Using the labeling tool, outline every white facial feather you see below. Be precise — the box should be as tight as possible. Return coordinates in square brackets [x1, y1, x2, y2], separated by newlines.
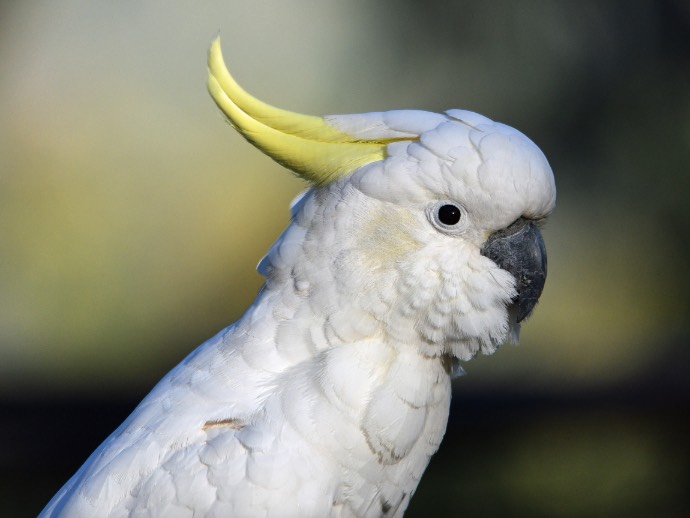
[260, 109, 554, 361]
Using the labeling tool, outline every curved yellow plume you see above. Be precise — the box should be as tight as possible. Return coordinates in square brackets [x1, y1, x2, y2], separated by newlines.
[207, 36, 387, 185]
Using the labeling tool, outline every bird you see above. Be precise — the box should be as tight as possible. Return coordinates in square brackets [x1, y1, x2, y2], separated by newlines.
[40, 36, 556, 517]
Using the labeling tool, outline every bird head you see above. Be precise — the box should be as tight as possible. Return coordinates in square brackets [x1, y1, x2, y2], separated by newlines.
[208, 37, 556, 362]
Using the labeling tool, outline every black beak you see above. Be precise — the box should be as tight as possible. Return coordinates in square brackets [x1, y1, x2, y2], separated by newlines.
[480, 218, 547, 323]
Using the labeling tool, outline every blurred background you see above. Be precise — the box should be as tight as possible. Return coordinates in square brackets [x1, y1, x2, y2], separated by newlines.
[1, 1, 688, 516]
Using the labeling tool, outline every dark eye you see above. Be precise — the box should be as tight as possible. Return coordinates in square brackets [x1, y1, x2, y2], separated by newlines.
[437, 204, 461, 225]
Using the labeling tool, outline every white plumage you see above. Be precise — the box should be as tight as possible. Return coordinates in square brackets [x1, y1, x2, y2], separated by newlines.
[41, 38, 555, 517]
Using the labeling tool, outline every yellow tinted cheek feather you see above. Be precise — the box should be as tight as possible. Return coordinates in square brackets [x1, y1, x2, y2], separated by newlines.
[356, 211, 422, 269]
[207, 36, 387, 185]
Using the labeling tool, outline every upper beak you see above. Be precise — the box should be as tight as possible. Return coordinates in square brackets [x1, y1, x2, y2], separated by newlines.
[480, 218, 547, 323]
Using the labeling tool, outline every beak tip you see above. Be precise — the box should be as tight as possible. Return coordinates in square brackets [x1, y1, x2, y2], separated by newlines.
[516, 297, 538, 323]
[516, 268, 547, 323]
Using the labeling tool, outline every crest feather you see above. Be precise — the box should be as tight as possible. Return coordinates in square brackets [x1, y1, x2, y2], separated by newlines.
[207, 36, 389, 185]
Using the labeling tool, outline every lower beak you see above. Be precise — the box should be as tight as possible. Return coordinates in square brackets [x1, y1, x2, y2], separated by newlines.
[480, 218, 547, 323]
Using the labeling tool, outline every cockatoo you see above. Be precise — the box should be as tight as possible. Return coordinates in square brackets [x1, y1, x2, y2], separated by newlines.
[41, 37, 555, 517]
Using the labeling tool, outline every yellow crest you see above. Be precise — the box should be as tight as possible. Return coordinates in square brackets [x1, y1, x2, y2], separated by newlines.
[207, 36, 389, 185]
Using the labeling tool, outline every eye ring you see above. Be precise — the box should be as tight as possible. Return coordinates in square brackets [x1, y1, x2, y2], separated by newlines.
[427, 201, 468, 233]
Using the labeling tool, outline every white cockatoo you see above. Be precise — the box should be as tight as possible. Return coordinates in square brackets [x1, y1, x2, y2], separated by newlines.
[41, 37, 556, 517]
